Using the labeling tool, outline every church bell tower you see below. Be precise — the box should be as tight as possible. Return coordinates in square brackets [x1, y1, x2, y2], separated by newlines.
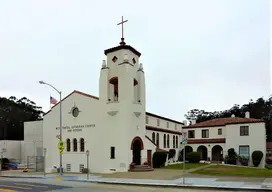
[98, 16, 146, 172]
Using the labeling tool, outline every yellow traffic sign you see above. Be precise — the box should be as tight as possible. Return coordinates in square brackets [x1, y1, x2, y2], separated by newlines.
[58, 140, 65, 149]
[59, 149, 64, 154]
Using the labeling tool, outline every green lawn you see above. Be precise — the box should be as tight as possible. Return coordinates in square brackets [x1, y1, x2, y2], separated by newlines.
[164, 163, 208, 170]
[192, 165, 272, 177]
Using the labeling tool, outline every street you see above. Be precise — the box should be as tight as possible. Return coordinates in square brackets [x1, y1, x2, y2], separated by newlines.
[0, 177, 255, 192]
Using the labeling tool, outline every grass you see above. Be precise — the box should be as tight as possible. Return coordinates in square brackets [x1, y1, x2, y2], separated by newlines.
[164, 163, 208, 170]
[192, 164, 272, 177]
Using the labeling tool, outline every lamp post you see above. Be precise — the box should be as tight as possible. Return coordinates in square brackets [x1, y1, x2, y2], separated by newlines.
[39, 80, 63, 176]
[86, 150, 90, 180]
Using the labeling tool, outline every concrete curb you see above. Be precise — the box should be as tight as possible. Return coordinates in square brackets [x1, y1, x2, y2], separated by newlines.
[0, 176, 44, 179]
[70, 180, 272, 191]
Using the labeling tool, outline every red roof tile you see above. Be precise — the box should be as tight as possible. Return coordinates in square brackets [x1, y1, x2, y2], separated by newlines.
[183, 117, 264, 129]
[188, 138, 225, 144]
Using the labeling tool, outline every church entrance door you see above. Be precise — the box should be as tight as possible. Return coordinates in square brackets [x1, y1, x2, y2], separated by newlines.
[132, 140, 141, 165]
[131, 137, 144, 166]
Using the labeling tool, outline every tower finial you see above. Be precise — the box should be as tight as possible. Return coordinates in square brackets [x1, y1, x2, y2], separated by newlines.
[117, 16, 128, 46]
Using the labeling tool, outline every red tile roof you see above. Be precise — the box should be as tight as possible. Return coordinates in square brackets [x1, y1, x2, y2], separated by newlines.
[183, 117, 264, 129]
[188, 138, 225, 144]
[44, 90, 184, 124]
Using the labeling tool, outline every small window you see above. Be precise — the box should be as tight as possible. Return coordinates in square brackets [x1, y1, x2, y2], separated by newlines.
[157, 119, 160, 126]
[175, 124, 177, 130]
[73, 138, 77, 152]
[239, 145, 249, 157]
[176, 136, 178, 148]
[152, 132, 155, 143]
[240, 126, 249, 136]
[218, 128, 222, 135]
[132, 58, 136, 64]
[110, 146, 115, 159]
[112, 56, 118, 63]
[66, 164, 71, 172]
[80, 138, 85, 152]
[163, 134, 166, 148]
[79, 164, 84, 172]
[66, 139, 71, 152]
[188, 130, 195, 138]
[167, 122, 169, 128]
[156, 133, 160, 147]
[202, 129, 209, 138]
[145, 116, 149, 124]
[173, 135, 175, 148]
[167, 134, 170, 148]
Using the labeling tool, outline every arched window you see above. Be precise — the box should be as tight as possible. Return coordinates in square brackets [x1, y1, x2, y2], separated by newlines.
[73, 138, 77, 152]
[66, 139, 71, 152]
[156, 133, 159, 147]
[176, 136, 178, 148]
[167, 134, 170, 148]
[163, 134, 166, 148]
[80, 138, 85, 152]
[152, 132, 155, 143]
[173, 135, 175, 148]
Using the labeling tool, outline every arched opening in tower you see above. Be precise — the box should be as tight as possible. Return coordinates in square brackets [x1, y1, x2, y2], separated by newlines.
[109, 77, 118, 101]
[134, 79, 140, 103]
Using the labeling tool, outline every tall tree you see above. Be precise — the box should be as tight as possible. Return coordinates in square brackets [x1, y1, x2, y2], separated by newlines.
[0, 96, 44, 140]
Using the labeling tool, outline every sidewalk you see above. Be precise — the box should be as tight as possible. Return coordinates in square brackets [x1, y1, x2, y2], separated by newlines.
[1, 170, 272, 191]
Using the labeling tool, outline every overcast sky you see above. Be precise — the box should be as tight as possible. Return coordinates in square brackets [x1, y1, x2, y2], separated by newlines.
[0, 0, 270, 121]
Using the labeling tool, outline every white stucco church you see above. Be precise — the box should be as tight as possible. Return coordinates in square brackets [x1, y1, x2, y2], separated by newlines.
[24, 32, 184, 173]
[19, 20, 267, 173]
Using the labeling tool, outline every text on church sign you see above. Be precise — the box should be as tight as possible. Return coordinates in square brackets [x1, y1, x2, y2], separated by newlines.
[56, 124, 95, 132]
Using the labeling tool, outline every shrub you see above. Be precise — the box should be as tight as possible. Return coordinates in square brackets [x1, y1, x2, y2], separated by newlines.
[225, 148, 237, 165]
[227, 148, 236, 158]
[252, 150, 264, 167]
[187, 152, 201, 163]
[168, 149, 176, 160]
[238, 156, 249, 166]
[152, 152, 168, 168]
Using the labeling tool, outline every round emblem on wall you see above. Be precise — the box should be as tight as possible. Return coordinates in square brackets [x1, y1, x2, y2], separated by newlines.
[72, 107, 79, 117]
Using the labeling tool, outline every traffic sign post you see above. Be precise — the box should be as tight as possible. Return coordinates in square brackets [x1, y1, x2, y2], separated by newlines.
[182, 135, 187, 184]
[58, 141, 65, 154]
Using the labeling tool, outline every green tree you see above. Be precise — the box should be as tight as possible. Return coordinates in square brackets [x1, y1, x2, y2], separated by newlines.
[0, 96, 44, 140]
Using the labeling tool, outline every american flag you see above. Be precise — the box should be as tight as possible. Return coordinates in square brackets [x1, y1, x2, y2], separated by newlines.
[50, 96, 58, 105]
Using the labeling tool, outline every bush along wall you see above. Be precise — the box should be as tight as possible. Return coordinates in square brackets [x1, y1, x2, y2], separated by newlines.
[225, 148, 237, 165]
[152, 152, 168, 168]
[168, 149, 176, 160]
[252, 150, 264, 167]
[187, 152, 201, 163]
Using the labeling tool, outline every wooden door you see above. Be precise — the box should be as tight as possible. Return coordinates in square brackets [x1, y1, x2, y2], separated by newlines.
[147, 150, 152, 167]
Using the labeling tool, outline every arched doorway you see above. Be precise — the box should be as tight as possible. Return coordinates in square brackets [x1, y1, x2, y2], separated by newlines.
[212, 145, 223, 161]
[131, 137, 144, 165]
[197, 146, 208, 160]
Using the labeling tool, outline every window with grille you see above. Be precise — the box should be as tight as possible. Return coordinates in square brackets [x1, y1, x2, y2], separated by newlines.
[240, 126, 249, 136]
[201, 129, 209, 138]
[66, 164, 71, 172]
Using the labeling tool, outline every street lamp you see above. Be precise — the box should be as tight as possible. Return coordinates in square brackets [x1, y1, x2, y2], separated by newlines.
[39, 80, 63, 176]
[86, 150, 90, 180]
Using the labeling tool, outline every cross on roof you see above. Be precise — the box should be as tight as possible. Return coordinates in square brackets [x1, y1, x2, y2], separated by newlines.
[117, 16, 128, 45]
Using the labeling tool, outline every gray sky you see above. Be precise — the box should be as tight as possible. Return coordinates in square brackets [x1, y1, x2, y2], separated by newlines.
[0, 0, 270, 121]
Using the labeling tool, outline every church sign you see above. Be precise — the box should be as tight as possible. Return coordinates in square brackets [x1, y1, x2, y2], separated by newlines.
[56, 124, 95, 132]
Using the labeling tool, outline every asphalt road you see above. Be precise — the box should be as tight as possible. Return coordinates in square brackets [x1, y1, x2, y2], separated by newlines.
[0, 177, 254, 192]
